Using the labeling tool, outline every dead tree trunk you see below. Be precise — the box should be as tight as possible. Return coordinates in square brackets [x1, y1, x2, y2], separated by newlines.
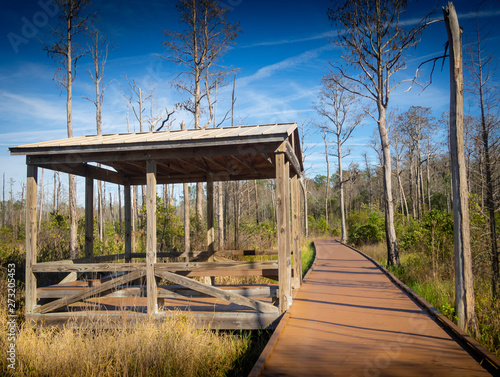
[444, 2, 478, 334]
[218, 181, 224, 250]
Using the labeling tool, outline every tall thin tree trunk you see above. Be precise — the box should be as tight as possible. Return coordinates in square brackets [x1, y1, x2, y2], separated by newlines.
[98, 181, 104, 241]
[322, 131, 330, 225]
[426, 155, 432, 211]
[2, 173, 5, 228]
[409, 154, 416, 218]
[218, 181, 224, 250]
[338, 137, 347, 243]
[53, 171, 57, 212]
[254, 180, 259, 225]
[224, 181, 229, 243]
[56, 172, 61, 213]
[20, 183, 25, 229]
[38, 169, 44, 231]
[233, 181, 240, 249]
[472, 20, 500, 297]
[118, 186, 122, 236]
[364, 153, 373, 207]
[444, 2, 478, 334]
[184, 182, 190, 261]
[132, 186, 137, 253]
[300, 178, 308, 238]
[378, 104, 399, 266]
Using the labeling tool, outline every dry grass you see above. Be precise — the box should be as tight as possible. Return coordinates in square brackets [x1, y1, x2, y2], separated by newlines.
[0, 239, 319, 376]
[1, 314, 247, 376]
[0, 275, 247, 377]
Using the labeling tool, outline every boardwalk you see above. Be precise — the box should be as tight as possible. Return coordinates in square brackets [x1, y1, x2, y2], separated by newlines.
[254, 239, 493, 377]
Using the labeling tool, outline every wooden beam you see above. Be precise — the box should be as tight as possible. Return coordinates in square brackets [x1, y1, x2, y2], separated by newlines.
[202, 157, 234, 174]
[85, 176, 94, 259]
[178, 158, 209, 173]
[22, 140, 283, 164]
[25, 164, 37, 315]
[207, 173, 215, 261]
[120, 168, 277, 186]
[124, 183, 132, 263]
[156, 160, 185, 174]
[25, 312, 281, 330]
[232, 155, 257, 173]
[276, 146, 292, 313]
[34, 270, 145, 314]
[32, 263, 146, 273]
[182, 268, 278, 279]
[154, 261, 278, 272]
[155, 271, 278, 314]
[32, 260, 277, 273]
[291, 174, 302, 288]
[146, 160, 157, 314]
[38, 284, 279, 299]
[36, 162, 125, 185]
[285, 141, 302, 178]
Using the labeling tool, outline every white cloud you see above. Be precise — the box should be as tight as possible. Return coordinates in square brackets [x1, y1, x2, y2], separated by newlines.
[237, 44, 334, 87]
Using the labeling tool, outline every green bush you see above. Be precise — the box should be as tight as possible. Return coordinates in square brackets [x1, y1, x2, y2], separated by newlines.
[347, 206, 384, 246]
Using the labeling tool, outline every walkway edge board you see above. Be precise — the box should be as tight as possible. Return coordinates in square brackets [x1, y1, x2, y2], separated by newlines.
[341, 241, 500, 375]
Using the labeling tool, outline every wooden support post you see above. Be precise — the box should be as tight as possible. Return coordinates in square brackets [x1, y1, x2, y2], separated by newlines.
[291, 173, 302, 288]
[276, 146, 291, 313]
[146, 160, 157, 314]
[84, 175, 94, 259]
[124, 182, 132, 263]
[206, 173, 215, 285]
[25, 164, 37, 315]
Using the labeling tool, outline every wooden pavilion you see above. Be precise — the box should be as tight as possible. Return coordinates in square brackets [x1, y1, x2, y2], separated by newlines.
[10, 123, 304, 329]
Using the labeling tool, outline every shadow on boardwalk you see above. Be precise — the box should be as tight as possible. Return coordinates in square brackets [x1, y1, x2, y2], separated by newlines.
[254, 239, 493, 377]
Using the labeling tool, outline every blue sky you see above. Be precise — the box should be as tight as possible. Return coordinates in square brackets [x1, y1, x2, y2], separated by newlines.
[1, 0, 500, 200]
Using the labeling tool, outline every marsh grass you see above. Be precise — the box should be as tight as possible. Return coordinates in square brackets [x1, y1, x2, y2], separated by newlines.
[0, 239, 319, 376]
[1, 310, 247, 376]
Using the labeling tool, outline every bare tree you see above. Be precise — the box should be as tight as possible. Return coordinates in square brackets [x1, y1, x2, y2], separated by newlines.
[319, 128, 330, 226]
[315, 74, 365, 242]
[123, 78, 153, 133]
[465, 19, 499, 298]
[443, 2, 478, 335]
[43, 0, 93, 259]
[180, 121, 190, 259]
[389, 118, 410, 221]
[362, 152, 374, 208]
[123, 78, 154, 213]
[83, 27, 112, 243]
[2, 173, 5, 228]
[397, 106, 436, 219]
[328, 0, 431, 266]
[163, 0, 241, 220]
[298, 115, 312, 238]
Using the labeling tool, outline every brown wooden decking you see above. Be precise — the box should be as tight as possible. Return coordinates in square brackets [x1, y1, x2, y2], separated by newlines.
[31, 283, 280, 329]
[252, 239, 495, 377]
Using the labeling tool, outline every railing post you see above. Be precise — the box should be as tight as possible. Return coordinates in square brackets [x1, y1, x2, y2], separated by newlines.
[276, 144, 292, 313]
[26, 164, 38, 314]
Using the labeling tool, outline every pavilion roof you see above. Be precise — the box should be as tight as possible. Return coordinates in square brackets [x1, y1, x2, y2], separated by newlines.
[10, 123, 303, 185]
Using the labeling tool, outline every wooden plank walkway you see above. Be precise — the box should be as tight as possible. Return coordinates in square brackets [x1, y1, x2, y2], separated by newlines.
[253, 239, 494, 377]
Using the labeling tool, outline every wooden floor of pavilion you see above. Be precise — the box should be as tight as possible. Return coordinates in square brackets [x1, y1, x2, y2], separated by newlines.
[251, 239, 497, 377]
[33, 282, 281, 329]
